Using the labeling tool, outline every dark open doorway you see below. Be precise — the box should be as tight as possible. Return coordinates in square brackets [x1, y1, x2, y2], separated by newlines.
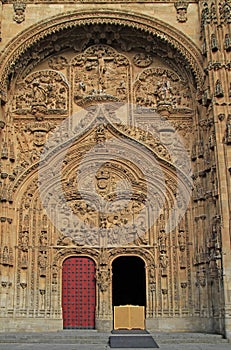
[112, 256, 146, 307]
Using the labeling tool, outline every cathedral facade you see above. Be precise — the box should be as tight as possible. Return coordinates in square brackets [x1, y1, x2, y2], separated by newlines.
[0, 0, 230, 341]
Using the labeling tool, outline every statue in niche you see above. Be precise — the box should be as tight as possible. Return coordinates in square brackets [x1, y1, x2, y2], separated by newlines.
[215, 79, 224, 97]
[20, 230, 29, 251]
[224, 33, 231, 51]
[178, 230, 186, 251]
[39, 231, 48, 246]
[159, 252, 168, 276]
[211, 34, 218, 51]
[38, 251, 48, 277]
[159, 230, 167, 252]
[149, 264, 156, 291]
[225, 115, 231, 144]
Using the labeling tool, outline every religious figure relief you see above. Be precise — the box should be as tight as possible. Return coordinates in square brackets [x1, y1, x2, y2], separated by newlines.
[12, 71, 68, 117]
[13, 3, 26, 23]
[174, 1, 189, 23]
[178, 230, 186, 251]
[134, 220, 148, 245]
[196, 268, 206, 288]
[134, 68, 192, 111]
[159, 230, 167, 253]
[71, 45, 130, 107]
[1, 246, 10, 266]
[155, 74, 173, 105]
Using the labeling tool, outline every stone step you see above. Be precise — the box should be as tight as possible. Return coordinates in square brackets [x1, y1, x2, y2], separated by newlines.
[0, 331, 228, 346]
[150, 332, 228, 344]
[0, 331, 109, 344]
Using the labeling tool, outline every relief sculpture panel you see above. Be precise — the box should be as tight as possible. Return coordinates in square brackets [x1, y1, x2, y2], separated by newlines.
[12, 70, 69, 118]
[71, 45, 130, 107]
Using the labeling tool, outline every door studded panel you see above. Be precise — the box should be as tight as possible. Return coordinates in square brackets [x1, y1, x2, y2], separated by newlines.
[62, 257, 96, 329]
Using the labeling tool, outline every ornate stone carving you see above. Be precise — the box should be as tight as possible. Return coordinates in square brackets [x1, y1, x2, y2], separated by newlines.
[133, 53, 153, 67]
[71, 45, 130, 107]
[38, 251, 48, 277]
[211, 34, 219, 52]
[0, 10, 204, 97]
[219, 0, 231, 24]
[13, 2, 26, 24]
[96, 268, 110, 292]
[48, 56, 68, 70]
[225, 114, 231, 144]
[13, 70, 68, 118]
[210, 2, 218, 24]
[134, 68, 192, 112]
[224, 33, 231, 51]
[174, 1, 189, 23]
[215, 79, 224, 97]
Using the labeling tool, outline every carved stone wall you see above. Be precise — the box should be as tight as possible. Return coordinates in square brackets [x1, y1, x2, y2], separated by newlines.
[0, 2, 230, 340]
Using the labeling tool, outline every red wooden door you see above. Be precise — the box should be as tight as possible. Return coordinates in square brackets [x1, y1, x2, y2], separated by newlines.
[62, 257, 96, 329]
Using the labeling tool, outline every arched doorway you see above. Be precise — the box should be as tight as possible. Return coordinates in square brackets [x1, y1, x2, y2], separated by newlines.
[112, 256, 146, 307]
[62, 256, 96, 329]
